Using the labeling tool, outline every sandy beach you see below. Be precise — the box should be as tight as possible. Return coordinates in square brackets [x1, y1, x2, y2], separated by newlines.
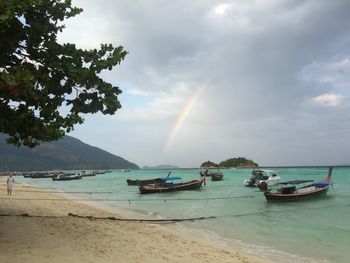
[0, 180, 273, 263]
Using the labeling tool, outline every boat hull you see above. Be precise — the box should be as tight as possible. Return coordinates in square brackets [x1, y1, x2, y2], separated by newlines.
[24, 173, 58, 179]
[52, 175, 82, 181]
[211, 174, 223, 181]
[139, 180, 202, 194]
[264, 185, 330, 202]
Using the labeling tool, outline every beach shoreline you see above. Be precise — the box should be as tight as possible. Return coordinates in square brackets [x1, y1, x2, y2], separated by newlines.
[0, 182, 274, 263]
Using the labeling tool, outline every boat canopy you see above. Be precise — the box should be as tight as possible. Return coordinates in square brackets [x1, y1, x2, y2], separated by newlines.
[160, 176, 181, 181]
[280, 180, 314, 185]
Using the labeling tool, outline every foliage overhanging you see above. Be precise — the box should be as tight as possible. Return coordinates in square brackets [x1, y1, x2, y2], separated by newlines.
[0, 0, 127, 147]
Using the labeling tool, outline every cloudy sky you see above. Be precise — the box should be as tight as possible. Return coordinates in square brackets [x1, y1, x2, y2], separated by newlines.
[59, 0, 350, 168]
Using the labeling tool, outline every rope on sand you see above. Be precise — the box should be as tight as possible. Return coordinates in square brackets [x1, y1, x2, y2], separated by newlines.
[0, 212, 216, 223]
[0, 188, 114, 194]
[67, 213, 216, 222]
[0, 203, 346, 223]
[0, 195, 255, 202]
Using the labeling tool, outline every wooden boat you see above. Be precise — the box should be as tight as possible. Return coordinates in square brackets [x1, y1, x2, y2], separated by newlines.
[127, 171, 172, 186]
[139, 177, 204, 194]
[200, 169, 223, 178]
[211, 173, 224, 181]
[23, 172, 58, 179]
[81, 171, 96, 177]
[52, 173, 82, 181]
[127, 178, 164, 186]
[262, 167, 333, 202]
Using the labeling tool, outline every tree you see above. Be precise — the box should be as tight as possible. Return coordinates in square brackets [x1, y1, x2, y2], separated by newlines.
[200, 161, 218, 168]
[0, 0, 128, 147]
[218, 157, 258, 168]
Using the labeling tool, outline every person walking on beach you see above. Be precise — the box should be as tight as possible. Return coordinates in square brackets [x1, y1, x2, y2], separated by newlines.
[6, 175, 14, 195]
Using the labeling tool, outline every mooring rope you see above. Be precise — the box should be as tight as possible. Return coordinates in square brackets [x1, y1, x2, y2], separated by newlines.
[0, 189, 114, 194]
[0, 204, 347, 224]
[0, 212, 216, 223]
[0, 203, 344, 223]
[0, 195, 255, 203]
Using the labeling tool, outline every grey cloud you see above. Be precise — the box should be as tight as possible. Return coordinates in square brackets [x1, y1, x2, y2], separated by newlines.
[67, 0, 350, 166]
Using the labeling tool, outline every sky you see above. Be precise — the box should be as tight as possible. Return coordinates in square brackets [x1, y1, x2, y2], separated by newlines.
[58, 0, 350, 168]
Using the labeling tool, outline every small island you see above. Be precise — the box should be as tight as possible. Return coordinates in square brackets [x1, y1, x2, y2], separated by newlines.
[200, 157, 258, 168]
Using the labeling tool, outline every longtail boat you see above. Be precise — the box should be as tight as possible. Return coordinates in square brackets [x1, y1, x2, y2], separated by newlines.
[262, 167, 333, 202]
[199, 169, 224, 181]
[211, 173, 224, 181]
[139, 177, 204, 194]
[23, 172, 58, 179]
[52, 173, 82, 181]
[81, 171, 96, 177]
[127, 171, 172, 186]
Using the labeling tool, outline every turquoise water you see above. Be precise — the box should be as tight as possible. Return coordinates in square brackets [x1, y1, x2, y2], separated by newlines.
[17, 167, 350, 263]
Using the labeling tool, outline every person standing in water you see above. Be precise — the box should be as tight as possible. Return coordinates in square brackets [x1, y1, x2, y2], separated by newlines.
[6, 175, 14, 195]
[200, 170, 207, 186]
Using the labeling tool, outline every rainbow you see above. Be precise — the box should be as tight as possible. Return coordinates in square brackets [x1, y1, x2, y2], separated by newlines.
[164, 86, 205, 152]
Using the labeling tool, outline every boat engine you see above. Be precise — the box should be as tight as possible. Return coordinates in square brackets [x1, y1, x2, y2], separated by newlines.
[258, 181, 268, 191]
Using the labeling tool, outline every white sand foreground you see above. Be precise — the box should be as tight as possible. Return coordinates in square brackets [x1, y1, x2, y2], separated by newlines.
[0, 181, 274, 263]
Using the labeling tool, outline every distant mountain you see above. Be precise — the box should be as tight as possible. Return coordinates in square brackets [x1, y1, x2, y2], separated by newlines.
[142, 165, 178, 169]
[0, 134, 139, 171]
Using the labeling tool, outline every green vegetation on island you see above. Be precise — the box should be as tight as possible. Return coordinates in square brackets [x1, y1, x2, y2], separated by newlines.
[200, 157, 258, 168]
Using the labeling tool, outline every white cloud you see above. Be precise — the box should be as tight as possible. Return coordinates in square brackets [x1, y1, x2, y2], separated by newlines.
[58, 13, 115, 49]
[126, 88, 150, 96]
[116, 83, 196, 122]
[309, 93, 346, 108]
[214, 4, 231, 15]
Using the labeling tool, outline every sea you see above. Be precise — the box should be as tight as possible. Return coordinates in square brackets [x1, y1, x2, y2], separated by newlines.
[16, 167, 350, 263]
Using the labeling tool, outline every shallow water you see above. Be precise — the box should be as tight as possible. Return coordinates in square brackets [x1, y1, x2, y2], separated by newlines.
[17, 167, 350, 263]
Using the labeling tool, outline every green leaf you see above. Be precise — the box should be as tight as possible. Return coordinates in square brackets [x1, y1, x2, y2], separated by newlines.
[0, 0, 127, 147]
